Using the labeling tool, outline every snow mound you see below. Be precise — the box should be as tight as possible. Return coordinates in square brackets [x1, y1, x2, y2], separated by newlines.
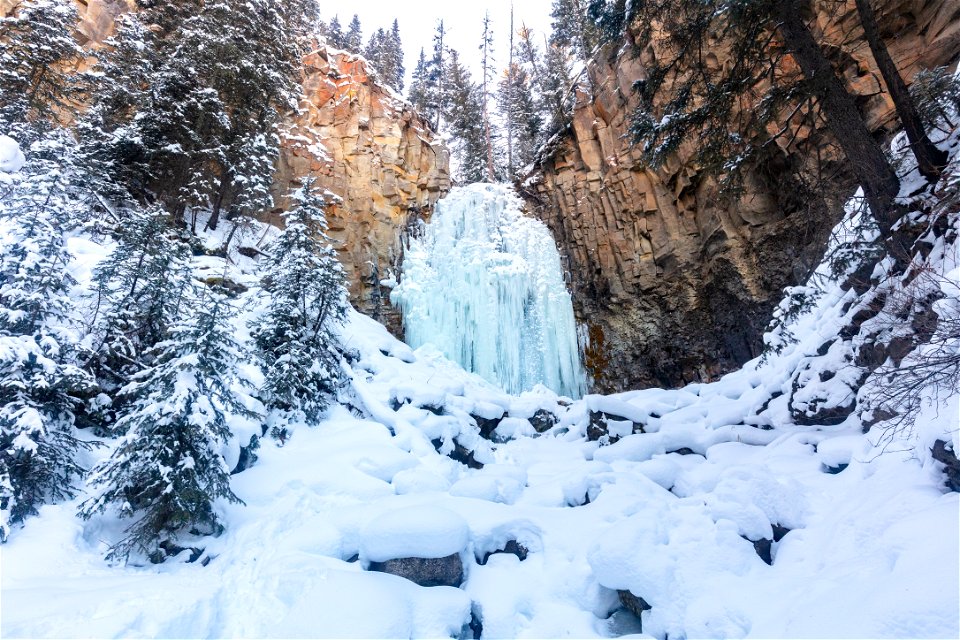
[360, 506, 470, 562]
[0, 135, 25, 173]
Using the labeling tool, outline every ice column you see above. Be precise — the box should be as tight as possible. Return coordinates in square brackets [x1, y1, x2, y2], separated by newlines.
[390, 183, 587, 398]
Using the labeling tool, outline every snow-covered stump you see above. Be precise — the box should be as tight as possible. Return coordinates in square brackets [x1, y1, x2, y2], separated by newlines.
[390, 184, 586, 398]
[360, 506, 470, 588]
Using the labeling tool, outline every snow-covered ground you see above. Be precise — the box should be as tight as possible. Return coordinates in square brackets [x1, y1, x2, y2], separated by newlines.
[1, 133, 958, 639]
[3, 264, 958, 638]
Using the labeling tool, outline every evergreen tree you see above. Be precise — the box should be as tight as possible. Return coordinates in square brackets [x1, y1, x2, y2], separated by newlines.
[408, 48, 430, 113]
[251, 178, 348, 422]
[81, 1, 303, 233]
[425, 20, 449, 131]
[517, 25, 559, 143]
[586, 0, 628, 45]
[0, 137, 97, 542]
[345, 15, 363, 52]
[911, 67, 960, 132]
[549, 0, 597, 60]
[387, 20, 405, 92]
[499, 63, 543, 177]
[364, 23, 404, 93]
[85, 208, 193, 394]
[74, 13, 158, 213]
[541, 40, 576, 135]
[0, 0, 87, 144]
[365, 28, 388, 78]
[443, 50, 488, 183]
[479, 12, 497, 181]
[80, 289, 258, 562]
[327, 15, 345, 48]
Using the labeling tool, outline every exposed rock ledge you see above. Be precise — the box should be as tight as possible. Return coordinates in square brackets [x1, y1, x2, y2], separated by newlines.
[526, 0, 960, 392]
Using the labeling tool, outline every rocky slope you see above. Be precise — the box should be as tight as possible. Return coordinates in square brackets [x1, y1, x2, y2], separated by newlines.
[525, 0, 960, 392]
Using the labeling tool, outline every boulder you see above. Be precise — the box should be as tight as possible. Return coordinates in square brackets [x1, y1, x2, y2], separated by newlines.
[367, 554, 464, 588]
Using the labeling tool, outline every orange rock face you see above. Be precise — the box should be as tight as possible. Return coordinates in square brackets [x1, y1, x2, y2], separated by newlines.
[274, 46, 450, 331]
[527, 0, 960, 392]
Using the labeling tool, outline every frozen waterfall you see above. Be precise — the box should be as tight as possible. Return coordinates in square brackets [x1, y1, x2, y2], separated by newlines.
[390, 183, 587, 398]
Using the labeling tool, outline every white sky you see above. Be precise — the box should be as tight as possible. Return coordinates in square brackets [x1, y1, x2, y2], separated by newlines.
[320, 0, 556, 88]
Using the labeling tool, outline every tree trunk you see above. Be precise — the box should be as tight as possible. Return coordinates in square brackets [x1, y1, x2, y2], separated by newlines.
[774, 0, 901, 236]
[853, 0, 947, 182]
[206, 176, 231, 231]
[507, 3, 515, 179]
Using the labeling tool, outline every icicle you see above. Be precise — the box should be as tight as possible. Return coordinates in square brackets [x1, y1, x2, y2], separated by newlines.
[390, 183, 587, 398]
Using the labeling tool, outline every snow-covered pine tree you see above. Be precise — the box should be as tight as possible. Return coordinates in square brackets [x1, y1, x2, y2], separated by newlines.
[425, 20, 448, 131]
[479, 12, 497, 181]
[586, 0, 628, 45]
[365, 22, 404, 94]
[516, 25, 559, 144]
[408, 49, 430, 114]
[541, 40, 576, 135]
[327, 15, 345, 49]
[182, 0, 301, 232]
[443, 50, 489, 183]
[365, 28, 388, 78]
[278, 0, 322, 47]
[0, 0, 87, 143]
[345, 15, 363, 52]
[549, 0, 597, 61]
[387, 20, 405, 93]
[80, 288, 258, 562]
[0, 137, 97, 542]
[73, 13, 158, 213]
[498, 63, 543, 177]
[85, 207, 193, 396]
[83, 0, 302, 232]
[251, 177, 348, 423]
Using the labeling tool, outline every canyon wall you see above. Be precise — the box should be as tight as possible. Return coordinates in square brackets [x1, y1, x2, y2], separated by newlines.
[526, 0, 960, 392]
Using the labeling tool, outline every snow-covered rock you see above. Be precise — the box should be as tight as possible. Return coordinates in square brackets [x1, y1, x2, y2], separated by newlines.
[359, 506, 469, 563]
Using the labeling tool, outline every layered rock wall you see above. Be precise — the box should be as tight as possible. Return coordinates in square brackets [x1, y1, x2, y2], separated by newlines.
[527, 0, 960, 392]
[275, 48, 449, 332]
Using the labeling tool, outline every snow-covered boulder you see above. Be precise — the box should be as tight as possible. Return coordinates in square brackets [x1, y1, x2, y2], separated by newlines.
[360, 506, 470, 587]
[0, 135, 25, 173]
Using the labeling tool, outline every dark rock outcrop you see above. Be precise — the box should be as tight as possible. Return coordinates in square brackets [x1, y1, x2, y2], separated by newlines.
[368, 553, 464, 588]
[932, 440, 960, 492]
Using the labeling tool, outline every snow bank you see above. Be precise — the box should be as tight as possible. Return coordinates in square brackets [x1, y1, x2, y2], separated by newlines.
[0, 135, 25, 173]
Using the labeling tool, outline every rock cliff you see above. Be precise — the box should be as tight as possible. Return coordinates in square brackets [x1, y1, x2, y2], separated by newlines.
[526, 0, 960, 392]
[274, 47, 450, 332]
